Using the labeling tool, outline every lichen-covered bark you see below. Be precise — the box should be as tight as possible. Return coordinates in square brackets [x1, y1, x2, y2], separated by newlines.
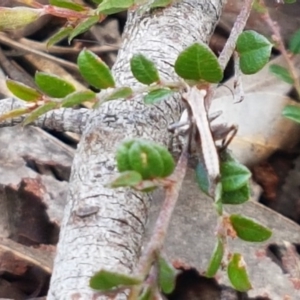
[48, 1, 223, 298]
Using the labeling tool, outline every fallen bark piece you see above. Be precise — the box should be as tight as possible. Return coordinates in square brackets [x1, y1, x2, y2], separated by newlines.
[0, 237, 54, 298]
[0, 126, 73, 240]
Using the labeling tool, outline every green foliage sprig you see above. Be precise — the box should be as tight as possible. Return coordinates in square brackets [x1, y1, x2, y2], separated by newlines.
[3, 36, 272, 299]
[0, 0, 175, 47]
[0, 0, 282, 297]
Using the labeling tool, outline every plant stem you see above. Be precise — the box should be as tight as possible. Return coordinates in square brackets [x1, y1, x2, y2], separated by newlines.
[128, 143, 189, 299]
[43, 5, 90, 20]
[260, 1, 300, 97]
[218, 0, 255, 71]
[206, 0, 255, 108]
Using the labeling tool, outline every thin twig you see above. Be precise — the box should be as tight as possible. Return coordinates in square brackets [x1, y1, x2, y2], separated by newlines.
[0, 33, 78, 72]
[18, 38, 120, 55]
[218, 0, 255, 71]
[206, 0, 255, 108]
[128, 140, 189, 299]
[260, 0, 300, 97]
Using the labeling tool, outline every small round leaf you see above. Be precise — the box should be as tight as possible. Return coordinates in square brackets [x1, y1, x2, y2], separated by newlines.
[221, 161, 251, 192]
[269, 64, 293, 84]
[23, 102, 57, 125]
[97, 0, 134, 15]
[49, 0, 86, 11]
[157, 255, 177, 294]
[144, 88, 173, 104]
[230, 214, 272, 242]
[47, 26, 73, 48]
[68, 15, 99, 43]
[116, 140, 135, 172]
[289, 29, 300, 54]
[0, 107, 30, 122]
[236, 30, 273, 74]
[77, 49, 115, 89]
[61, 90, 96, 107]
[35, 72, 76, 98]
[90, 269, 142, 291]
[222, 183, 250, 205]
[150, 0, 172, 8]
[153, 144, 175, 177]
[227, 253, 252, 292]
[6, 79, 41, 102]
[206, 238, 224, 278]
[130, 54, 160, 85]
[175, 43, 223, 83]
[282, 105, 300, 123]
[128, 141, 164, 179]
[105, 87, 133, 101]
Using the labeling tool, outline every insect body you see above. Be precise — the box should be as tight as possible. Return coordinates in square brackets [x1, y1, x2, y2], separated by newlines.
[169, 86, 237, 197]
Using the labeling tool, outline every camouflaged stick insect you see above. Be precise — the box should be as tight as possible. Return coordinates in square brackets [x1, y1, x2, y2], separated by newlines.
[169, 85, 237, 197]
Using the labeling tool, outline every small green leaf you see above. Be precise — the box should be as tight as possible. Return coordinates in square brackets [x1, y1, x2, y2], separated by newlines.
[68, 15, 99, 43]
[285, 0, 296, 3]
[175, 43, 223, 83]
[61, 90, 96, 107]
[0, 7, 43, 31]
[128, 140, 164, 179]
[77, 49, 115, 89]
[269, 64, 293, 84]
[116, 139, 173, 180]
[236, 30, 273, 74]
[90, 269, 142, 291]
[6, 80, 42, 102]
[282, 105, 300, 123]
[222, 183, 250, 205]
[49, 0, 86, 11]
[47, 26, 73, 48]
[97, 0, 134, 15]
[0, 107, 30, 122]
[130, 54, 160, 85]
[35, 72, 76, 98]
[221, 161, 251, 192]
[230, 214, 272, 242]
[252, 1, 267, 13]
[23, 102, 57, 125]
[150, 0, 172, 8]
[153, 144, 175, 177]
[144, 88, 173, 104]
[110, 171, 143, 188]
[104, 87, 133, 101]
[195, 161, 210, 196]
[157, 255, 177, 294]
[206, 238, 224, 278]
[227, 253, 252, 292]
[289, 29, 300, 54]
[116, 140, 135, 173]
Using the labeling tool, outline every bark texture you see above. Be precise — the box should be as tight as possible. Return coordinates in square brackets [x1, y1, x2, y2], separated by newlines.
[0, 97, 89, 134]
[48, 1, 223, 298]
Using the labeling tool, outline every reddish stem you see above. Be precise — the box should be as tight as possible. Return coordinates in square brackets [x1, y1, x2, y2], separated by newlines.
[43, 5, 90, 20]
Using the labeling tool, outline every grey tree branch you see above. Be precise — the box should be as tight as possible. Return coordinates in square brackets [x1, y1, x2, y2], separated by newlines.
[48, 0, 224, 299]
[0, 97, 89, 133]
